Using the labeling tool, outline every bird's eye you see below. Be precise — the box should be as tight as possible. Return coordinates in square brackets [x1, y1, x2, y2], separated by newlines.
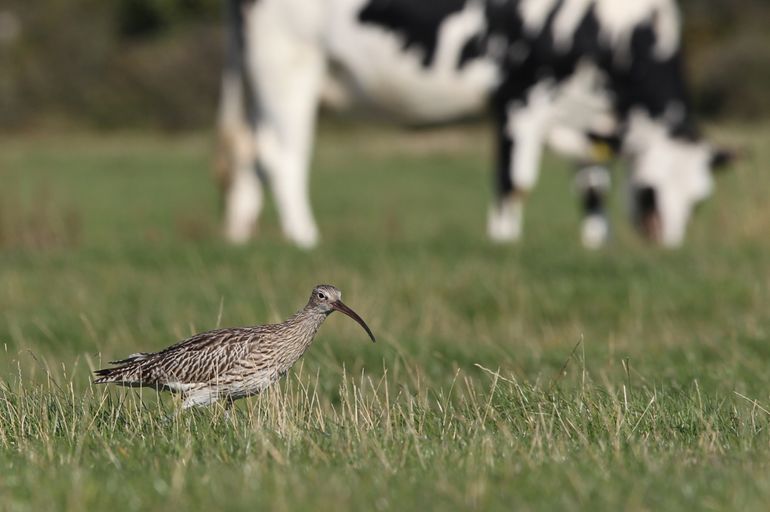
[317, 292, 326, 300]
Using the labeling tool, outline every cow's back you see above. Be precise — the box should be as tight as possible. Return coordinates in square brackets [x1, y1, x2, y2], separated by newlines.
[323, 0, 497, 122]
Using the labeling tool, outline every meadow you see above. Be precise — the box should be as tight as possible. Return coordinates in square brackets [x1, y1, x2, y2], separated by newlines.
[1, 122, 769, 511]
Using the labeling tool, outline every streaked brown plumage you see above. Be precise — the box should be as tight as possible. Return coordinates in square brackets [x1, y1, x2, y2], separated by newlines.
[94, 284, 375, 409]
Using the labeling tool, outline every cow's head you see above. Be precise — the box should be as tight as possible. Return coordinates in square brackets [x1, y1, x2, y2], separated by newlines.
[624, 113, 733, 247]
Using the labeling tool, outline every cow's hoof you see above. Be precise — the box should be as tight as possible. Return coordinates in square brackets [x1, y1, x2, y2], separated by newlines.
[581, 215, 609, 249]
[225, 224, 254, 245]
[286, 226, 319, 250]
[487, 207, 522, 243]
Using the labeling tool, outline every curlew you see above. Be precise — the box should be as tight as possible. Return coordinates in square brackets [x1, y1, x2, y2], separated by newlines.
[94, 284, 375, 409]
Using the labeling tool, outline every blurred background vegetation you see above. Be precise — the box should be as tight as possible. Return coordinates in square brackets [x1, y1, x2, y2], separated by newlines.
[0, 0, 768, 132]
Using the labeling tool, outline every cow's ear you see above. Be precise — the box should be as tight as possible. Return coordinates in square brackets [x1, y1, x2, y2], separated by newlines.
[710, 148, 737, 172]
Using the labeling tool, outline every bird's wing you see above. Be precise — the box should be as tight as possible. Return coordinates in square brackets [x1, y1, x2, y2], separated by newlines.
[96, 327, 266, 385]
[151, 327, 268, 383]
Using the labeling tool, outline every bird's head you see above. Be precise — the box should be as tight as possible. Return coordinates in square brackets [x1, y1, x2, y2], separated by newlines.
[308, 284, 376, 342]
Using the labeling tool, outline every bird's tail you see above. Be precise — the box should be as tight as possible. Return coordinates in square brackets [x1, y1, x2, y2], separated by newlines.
[93, 365, 134, 384]
[93, 367, 123, 384]
[108, 352, 151, 365]
[93, 353, 152, 385]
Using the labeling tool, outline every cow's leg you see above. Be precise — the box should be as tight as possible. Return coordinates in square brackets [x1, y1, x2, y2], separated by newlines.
[244, 6, 325, 248]
[219, 71, 263, 244]
[575, 164, 611, 249]
[487, 108, 521, 241]
[218, 0, 263, 244]
[488, 89, 550, 243]
[223, 140, 263, 244]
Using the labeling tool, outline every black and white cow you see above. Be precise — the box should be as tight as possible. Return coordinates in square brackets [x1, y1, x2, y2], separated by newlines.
[217, 0, 731, 248]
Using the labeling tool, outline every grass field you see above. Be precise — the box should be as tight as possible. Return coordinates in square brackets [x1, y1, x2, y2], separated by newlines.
[1, 122, 769, 511]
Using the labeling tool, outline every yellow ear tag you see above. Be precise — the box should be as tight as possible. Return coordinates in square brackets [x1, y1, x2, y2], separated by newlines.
[591, 141, 614, 163]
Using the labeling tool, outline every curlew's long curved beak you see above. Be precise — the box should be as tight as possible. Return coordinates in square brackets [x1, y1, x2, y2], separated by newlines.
[332, 301, 376, 342]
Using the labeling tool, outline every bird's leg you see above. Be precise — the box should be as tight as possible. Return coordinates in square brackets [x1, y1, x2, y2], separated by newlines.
[161, 403, 183, 426]
[222, 397, 236, 423]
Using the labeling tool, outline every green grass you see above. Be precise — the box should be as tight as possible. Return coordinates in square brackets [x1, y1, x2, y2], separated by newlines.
[1, 123, 769, 511]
